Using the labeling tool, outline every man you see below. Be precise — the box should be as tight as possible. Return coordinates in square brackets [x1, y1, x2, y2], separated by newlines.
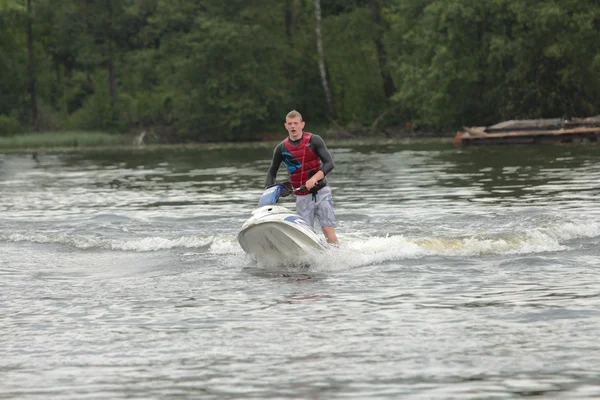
[264, 110, 339, 244]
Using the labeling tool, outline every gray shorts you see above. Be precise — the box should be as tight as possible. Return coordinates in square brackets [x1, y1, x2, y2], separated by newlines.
[296, 186, 337, 228]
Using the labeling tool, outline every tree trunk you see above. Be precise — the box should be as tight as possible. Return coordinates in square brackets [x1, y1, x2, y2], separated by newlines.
[314, 0, 336, 119]
[368, 0, 395, 99]
[63, 54, 73, 78]
[108, 58, 116, 105]
[27, 0, 39, 130]
[106, 0, 117, 105]
[284, 0, 293, 45]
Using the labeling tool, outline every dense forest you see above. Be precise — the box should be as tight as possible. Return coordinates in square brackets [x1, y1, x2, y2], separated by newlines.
[1, 0, 599, 141]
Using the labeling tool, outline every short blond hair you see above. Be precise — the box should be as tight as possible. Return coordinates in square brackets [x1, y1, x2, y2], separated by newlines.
[286, 110, 303, 121]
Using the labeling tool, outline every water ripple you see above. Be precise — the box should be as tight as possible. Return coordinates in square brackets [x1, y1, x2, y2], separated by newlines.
[2, 145, 600, 398]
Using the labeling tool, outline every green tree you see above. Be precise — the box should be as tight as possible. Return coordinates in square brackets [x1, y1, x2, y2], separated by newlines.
[0, 2, 27, 121]
[322, 3, 388, 126]
[387, 0, 600, 130]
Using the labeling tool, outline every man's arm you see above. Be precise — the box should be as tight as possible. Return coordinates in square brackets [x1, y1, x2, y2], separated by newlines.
[264, 143, 283, 187]
[311, 135, 334, 176]
[304, 135, 334, 189]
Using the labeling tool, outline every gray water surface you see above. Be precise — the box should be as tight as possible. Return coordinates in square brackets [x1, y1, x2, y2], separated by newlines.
[1, 142, 600, 399]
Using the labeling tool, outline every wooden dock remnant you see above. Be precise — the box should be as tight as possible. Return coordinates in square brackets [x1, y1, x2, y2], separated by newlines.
[454, 115, 600, 147]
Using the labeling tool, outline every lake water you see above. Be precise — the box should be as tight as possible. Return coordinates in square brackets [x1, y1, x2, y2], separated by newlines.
[1, 141, 600, 399]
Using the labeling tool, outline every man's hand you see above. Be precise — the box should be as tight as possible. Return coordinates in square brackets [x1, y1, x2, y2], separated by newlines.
[305, 172, 323, 189]
[305, 178, 318, 189]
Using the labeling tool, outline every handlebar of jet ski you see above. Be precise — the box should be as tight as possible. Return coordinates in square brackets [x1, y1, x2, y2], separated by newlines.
[293, 181, 321, 192]
[264, 181, 320, 197]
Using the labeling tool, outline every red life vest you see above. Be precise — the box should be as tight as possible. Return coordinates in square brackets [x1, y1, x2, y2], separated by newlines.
[283, 132, 321, 195]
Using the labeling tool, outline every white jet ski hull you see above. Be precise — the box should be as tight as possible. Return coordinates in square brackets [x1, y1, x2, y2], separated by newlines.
[238, 205, 326, 265]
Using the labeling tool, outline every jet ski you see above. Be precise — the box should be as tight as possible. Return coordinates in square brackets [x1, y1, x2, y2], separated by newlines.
[237, 183, 327, 265]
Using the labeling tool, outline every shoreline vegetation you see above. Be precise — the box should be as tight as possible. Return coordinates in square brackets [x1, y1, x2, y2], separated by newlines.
[0, 128, 455, 153]
[2, 1, 598, 145]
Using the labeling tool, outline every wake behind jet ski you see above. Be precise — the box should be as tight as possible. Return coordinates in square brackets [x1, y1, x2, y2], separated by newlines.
[237, 183, 327, 266]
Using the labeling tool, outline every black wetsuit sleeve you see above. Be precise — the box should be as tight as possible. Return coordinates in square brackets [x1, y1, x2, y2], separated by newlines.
[310, 135, 334, 176]
[264, 143, 284, 187]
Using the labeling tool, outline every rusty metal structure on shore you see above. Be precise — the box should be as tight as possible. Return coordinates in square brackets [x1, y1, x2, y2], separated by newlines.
[454, 115, 600, 147]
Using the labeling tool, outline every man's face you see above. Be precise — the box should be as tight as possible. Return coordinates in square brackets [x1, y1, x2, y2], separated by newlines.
[284, 116, 305, 141]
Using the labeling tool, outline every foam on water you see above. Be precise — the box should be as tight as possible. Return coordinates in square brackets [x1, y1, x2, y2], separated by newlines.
[209, 236, 245, 255]
[240, 219, 600, 271]
[3, 232, 215, 252]
[2, 220, 599, 262]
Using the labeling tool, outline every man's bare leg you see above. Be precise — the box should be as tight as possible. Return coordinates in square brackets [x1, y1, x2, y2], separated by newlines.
[322, 226, 338, 244]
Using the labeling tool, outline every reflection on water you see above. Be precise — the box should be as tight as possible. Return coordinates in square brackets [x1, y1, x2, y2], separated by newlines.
[2, 141, 600, 399]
